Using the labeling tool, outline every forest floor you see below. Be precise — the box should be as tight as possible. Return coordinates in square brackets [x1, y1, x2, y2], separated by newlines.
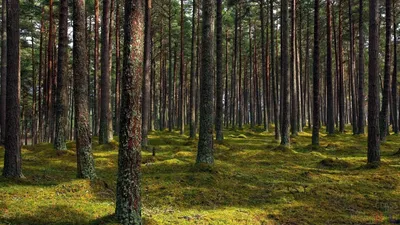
[0, 127, 400, 225]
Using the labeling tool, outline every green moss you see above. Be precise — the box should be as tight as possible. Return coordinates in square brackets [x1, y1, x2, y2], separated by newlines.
[0, 127, 399, 224]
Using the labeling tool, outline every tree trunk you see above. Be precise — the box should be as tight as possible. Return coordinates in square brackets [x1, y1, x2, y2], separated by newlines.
[270, 0, 279, 140]
[312, 0, 320, 146]
[196, 0, 215, 164]
[280, 0, 290, 146]
[141, 0, 151, 146]
[93, 0, 100, 135]
[358, 0, 365, 134]
[179, 0, 185, 135]
[215, 0, 223, 140]
[367, 0, 381, 164]
[349, 0, 358, 134]
[380, 0, 391, 141]
[115, 0, 144, 222]
[168, 0, 173, 132]
[326, 0, 334, 135]
[55, 0, 69, 151]
[73, 0, 96, 179]
[392, 7, 398, 134]
[3, 0, 22, 178]
[260, 0, 268, 131]
[99, 0, 113, 144]
[189, 0, 197, 138]
[338, 0, 345, 133]
[0, 0, 6, 144]
[115, 0, 121, 134]
[290, 0, 298, 136]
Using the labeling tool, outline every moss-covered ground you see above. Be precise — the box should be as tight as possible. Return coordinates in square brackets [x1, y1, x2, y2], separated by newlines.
[0, 127, 399, 224]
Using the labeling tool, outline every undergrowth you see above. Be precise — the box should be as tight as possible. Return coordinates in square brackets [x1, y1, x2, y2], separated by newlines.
[0, 126, 399, 224]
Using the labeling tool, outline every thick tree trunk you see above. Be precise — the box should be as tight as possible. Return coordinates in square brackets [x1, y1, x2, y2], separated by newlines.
[55, 0, 69, 151]
[312, 0, 320, 146]
[115, 0, 144, 222]
[99, 0, 113, 144]
[3, 0, 22, 178]
[380, 0, 391, 141]
[367, 0, 380, 164]
[215, 0, 223, 141]
[141, 0, 151, 146]
[280, 0, 290, 146]
[73, 0, 96, 179]
[196, 0, 215, 164]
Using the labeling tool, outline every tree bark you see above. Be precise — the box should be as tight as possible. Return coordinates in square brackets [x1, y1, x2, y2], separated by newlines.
[312, 0, 320, 146]
[358, 0, 365, 134]
[93, 0, 100, 135]
[55, 0, 69, 151]
[196, 0, 215, 164]
[326, 0, 334, 135]
[392, 7, 398, 134]
[290, 0, 298, 136]
[3, 0, 22, 178]
[73, 0, 96, 179]
[99, 0, 113, 143]
[141, 0, 151, 146]
[367, 0, 381, 164]
[280, 0, 290, 146]
[0, 0, 6, 144]
[115, 0, 144, 222]
[215, 0, 223, 141]
[189, 0, 197, 139]
[380, 0, 391, 141]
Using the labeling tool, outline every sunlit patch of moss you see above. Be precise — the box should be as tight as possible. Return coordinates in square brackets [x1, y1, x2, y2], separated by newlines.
[1, 127, 400, 224]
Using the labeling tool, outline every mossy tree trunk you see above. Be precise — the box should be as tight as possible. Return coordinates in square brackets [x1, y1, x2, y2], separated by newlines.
[196, 0, 215, 165]
[367, 0, 381, 164]
[115, 0, 144, 223]
[73, 0, 96, 179]
[3, 0, 22, 178]
[55, 0, 69, 151]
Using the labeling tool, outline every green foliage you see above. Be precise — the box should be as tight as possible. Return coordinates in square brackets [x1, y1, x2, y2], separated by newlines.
[0, 128, 400, 224]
